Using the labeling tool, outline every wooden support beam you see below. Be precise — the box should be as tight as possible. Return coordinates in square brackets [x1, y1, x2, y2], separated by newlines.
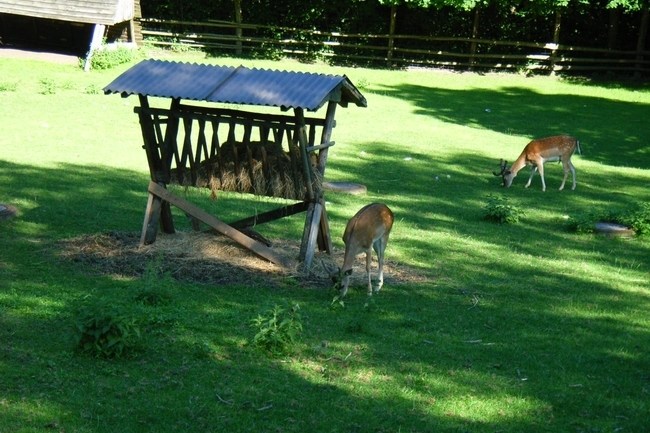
[299, 201, 323, 268]
[140, 191, 162, 245]
[229, 201, 309, 228]
[147, 181, 291, 267]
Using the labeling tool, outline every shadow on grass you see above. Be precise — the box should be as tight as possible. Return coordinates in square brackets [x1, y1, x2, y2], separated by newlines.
[1, 156, 649, 432]
[372, 83, 650, 168]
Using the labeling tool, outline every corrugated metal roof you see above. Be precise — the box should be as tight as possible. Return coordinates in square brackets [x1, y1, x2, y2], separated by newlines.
[103, 59, 367, 111]
[0, 0, 134, 25]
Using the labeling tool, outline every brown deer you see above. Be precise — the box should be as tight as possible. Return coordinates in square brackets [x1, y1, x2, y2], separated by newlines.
[333, 203, 394, 297]
[493, 135, 580, 191]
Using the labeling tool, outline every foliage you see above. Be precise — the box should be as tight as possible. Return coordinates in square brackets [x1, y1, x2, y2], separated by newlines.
[250, 303, 303, 355]
[74, 305, 141, 358]
[38, 78, 57, 95]
[88, 45, 136, 70]
[482, 194, 525, 224]
[134, 257, 175, 306]
[569, 202, 650, 235]
[620, 202, 650, 235]
[0, 81, 17, 92]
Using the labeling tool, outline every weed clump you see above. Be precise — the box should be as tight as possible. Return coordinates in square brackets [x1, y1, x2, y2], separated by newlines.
[568, 201, 650, 235]
[250, 303, 302, 356]
[88, 45, 136, 70]
[483, 194, 525, 224]
[74, 305, 140, 358]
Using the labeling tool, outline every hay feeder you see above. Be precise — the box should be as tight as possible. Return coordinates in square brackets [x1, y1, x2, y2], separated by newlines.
[104, 60, 366, 267]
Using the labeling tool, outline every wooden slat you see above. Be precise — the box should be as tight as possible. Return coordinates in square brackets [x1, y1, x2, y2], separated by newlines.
[229, 201, 309, 228]
[147, 181, 291, 267]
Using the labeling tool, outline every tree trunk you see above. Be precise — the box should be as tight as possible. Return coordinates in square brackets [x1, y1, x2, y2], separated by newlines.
[549, 9, 562, 75]
[608, 7, 620, 50]
[387, 4, 397, 66]
[234, 0, 243, 56]
[635, 4, 649, 78]
[469, 7, 480, 69]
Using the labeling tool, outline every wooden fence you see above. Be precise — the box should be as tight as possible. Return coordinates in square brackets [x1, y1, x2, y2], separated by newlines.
[140, 18, 650, 76]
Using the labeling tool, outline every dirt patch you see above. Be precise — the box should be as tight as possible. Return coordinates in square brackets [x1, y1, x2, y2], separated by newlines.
[57, 231, 425, 289]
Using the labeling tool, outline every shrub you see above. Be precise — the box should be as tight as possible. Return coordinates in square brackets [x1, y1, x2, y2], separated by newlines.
[134, 257, 174, 306]
[619, 202, 650, 235]
[89, 45, 135, 70]
[483, 194, 525, 224]
[0, 81, 17, 92]
[74, 306, 140, 358]
[250, 303, 302, 356]
[39, 78, 57, 95]
[568, 202, 650, 236]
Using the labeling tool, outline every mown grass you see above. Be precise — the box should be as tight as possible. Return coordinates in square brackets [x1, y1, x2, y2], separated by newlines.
[1, 49, 649, 433]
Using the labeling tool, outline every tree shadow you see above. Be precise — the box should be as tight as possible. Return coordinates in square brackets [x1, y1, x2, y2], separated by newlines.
[1, 154, 649, 432]
[372, 83, 650, 168]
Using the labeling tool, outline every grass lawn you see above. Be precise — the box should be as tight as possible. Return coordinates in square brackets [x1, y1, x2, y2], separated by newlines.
[1, 48, 649, 433]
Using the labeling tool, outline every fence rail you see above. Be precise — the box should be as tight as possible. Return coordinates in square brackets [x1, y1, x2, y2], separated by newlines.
[140, 18, 650, 76]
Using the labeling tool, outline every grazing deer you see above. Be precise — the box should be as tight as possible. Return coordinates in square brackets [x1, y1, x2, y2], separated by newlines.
[493, 135, 580, 191]
[333, 203, 394, 297]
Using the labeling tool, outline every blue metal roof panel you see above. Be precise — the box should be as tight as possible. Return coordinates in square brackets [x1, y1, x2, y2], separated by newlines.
[103, 60, 236, 101]
[207, 67, 344, 111]
[104, 59, 367, 111]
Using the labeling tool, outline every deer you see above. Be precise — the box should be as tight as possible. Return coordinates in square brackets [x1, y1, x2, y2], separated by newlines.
[332, 203, 394, 297]
[493, 135, 581, 192]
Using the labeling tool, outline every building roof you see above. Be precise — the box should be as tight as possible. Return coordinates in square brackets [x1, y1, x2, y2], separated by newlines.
[0, 0, 134, 25]
[103, 59, 367, 112]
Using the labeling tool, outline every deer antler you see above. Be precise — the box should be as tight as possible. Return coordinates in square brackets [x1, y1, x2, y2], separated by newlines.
[493, 159, 507, 176]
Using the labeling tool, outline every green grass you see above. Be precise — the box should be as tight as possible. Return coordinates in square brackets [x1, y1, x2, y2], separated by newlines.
[1, 49, 650, 433]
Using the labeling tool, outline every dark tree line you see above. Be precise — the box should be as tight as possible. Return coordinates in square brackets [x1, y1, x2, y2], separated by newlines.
[140, 0, 649, 51]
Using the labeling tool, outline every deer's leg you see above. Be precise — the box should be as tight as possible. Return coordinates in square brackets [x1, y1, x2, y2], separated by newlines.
[536, 163, 547, 192]
[365, 248, 373, 296]
[373, 239, 385, 294]
[559, 161, 568, 190]
[569, 160, 577, 190]
[525, 165, 538, 189]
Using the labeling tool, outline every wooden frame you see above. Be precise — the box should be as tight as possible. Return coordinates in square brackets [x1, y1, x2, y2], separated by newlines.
[135, 94, 339, 268]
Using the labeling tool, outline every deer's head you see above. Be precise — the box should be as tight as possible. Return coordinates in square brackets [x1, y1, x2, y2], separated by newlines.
[331, 267, 353, 296]
[493, 159, 514, 187]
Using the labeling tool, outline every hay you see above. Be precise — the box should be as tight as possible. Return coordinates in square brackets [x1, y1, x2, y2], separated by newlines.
[56, 231, 425, 290]
[169, 140, 322, 200]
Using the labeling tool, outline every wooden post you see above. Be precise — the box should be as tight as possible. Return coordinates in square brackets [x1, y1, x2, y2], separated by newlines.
[84, 23, 106, 72]
[315, 100, 338, 255]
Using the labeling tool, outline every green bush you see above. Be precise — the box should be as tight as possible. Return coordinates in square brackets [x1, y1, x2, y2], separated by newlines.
[0, 81, 18, 92]
[250, 303, 302, 356]
[89, 45, 135, 70]
[619, 202, 650, 235]
[483, 194, 525, 224]
[568, 202, 650, 235]
[39, 78, 57, 95]
[74, 306, 140, 358]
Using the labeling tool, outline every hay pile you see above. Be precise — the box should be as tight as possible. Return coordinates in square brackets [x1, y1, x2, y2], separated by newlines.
[57, 231, 423, 290]
[170, 140, 321, 200]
